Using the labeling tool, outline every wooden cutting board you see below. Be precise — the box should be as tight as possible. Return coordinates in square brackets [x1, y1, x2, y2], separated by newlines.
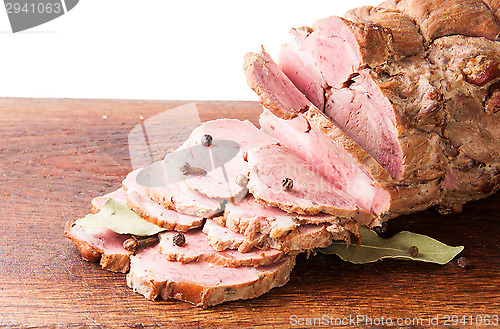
[1, 98, 498, 328]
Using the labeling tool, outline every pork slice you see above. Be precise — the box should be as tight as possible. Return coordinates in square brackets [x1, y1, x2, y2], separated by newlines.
[124, 168, 223, 218]
[224, 195, 357, 240]
[244, 49, 392, 216]
[278, 16, 393, 104]
[90, 188, 126, 214]
[270, 13, 451, 183]
[182, 119, 276, 200]
[343, 5, 425, 57]
[392, 0, 500, 42]
[278, 28, 326, 110]
[202, 218, 262, 252]
[247, 143, 374, 224]
[225, 195, 359, 247]
[274, 18, 446, 182]
[244, 50, 311, 120]
[64, 221, 132, 273]
[324, 70, 404, 180]
[126, 245, 296, 308]
[125, 190, 203, 231]
[158, 229, 284, 267]
[204, 218, 341, 253]
[259, 110, 391, 217]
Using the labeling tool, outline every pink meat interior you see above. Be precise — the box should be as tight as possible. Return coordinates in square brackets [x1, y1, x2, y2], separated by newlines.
[324, 71, 404, 179]
[260, 110, 390, 215]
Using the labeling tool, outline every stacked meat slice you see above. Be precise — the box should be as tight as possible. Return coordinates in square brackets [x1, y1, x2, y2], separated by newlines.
[66, 119, 360, 308]
[66, 0, 500, 307]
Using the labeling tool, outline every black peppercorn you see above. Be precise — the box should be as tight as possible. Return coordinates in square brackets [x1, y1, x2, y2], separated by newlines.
[409, 245, 419, 257]
[457, 256, 468, 268]
[283, 178, 294, 192]
[173, 233, 186, 247]
[201, 134, 213, 147]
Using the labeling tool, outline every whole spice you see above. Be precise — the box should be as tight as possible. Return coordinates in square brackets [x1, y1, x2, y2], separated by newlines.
[201, 134, 213, 147]
[180, 162, 207, 176]
[409, 245, 419, 257]
[173, 232, 186, 247]
[123, 235, 159, 253]
[123, 238, 138, 252]
[457, 256, 469, 268]
[235, 174, 248, 187]
[282, 178, 294, 192]
[374, 222, 388, 235]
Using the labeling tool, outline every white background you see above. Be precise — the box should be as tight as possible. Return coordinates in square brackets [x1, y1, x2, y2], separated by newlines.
[0, 0, 379, 101]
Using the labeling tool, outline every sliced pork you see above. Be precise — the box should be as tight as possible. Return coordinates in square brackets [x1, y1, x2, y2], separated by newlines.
[280, 16, 393, 98]
[64, 221, 132, 273]
[247, 143, 373, 224]
[259, 109, 391, 216]
[124, 167, 223, 218]
[244, 50, 313, 121]
[202, 218, 262, 252]
[224, 195, 358, 240]
[276, 23, 446, 182]
[126, 245, 296, 308]
[181, 119, 276, 200]
[122, 169, 206, 230]
[90, 188, 126, 214]
[204, 217, 337, 253]
[245, 50, 448, 217]
[66, 0, 500, 309]
[278, 28, 326, 110]
[126, 190, 203, 231]
[323, 65, 446, 182]
[158, 229, 285, 267]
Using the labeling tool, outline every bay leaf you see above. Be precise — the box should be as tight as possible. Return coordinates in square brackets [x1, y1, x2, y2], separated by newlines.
[319, 227, 464, 265]
[74, 198, 165, 236]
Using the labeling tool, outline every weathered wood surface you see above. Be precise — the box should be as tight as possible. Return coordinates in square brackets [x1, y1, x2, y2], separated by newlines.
[0, 98, 498, 328]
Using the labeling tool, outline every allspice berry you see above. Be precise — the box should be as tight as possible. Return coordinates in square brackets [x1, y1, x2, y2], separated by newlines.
[374, 222, 388, 235]
[201, 134, 213, 147]
[409, 245, 419, 257]
[173, 233, 186, 247]
[283, 178, 294, 192]
[457, 257, 469, 268]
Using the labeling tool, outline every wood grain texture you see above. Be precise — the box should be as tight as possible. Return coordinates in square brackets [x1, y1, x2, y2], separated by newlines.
[0, 98, 498, 328]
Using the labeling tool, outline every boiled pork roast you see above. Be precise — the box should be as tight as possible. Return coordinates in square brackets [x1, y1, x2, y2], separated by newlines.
[66, 0, 500, 307]
[245, 0, 500, 219]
